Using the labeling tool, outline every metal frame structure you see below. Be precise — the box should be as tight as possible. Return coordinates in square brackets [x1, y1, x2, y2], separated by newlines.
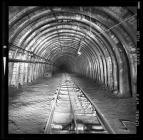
[8, 6, 137, 97]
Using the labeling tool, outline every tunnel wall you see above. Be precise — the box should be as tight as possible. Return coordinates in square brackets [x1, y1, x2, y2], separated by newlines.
[9, 62, 45, 87]
[8, 46, 54, 87]
[8, 6, 137, 98]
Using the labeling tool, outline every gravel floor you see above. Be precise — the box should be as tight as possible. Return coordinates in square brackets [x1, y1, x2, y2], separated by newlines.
[8, 73, 136, 134]
[8, 74, 62, 134]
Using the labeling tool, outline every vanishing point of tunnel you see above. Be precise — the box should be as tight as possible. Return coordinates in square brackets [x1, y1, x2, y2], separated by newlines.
[8, 6, 137, 134]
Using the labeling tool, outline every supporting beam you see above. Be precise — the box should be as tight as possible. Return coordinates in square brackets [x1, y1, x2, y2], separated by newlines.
[9, 43, 53, 65]
[49, 8, 62, 52]
[9, 58, 54, 65]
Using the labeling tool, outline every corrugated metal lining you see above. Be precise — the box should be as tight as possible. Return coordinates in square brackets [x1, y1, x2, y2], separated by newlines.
[9, 6, 137, 98]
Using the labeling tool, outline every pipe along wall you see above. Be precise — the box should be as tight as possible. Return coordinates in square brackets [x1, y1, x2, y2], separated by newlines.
[8, 6, 137, 98]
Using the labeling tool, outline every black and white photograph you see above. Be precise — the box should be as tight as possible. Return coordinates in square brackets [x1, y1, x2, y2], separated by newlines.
[1, 0, 142, 138]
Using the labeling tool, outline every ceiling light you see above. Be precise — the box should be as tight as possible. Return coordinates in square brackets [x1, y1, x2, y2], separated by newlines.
[77, 51, 81, 56]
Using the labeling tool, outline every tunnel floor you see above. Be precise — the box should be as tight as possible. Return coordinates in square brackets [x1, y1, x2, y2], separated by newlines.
[8, 73, 136, 134]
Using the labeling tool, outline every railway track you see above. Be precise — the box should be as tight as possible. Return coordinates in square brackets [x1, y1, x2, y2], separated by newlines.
[44, 73, 113, 134]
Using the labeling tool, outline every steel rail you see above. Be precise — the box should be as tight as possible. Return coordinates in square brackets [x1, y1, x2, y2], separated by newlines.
[44, 73, 114, 134]
[71, 76, 116, 134]
[65, 74, 79, 134]
[44, 77, 63, 134]
[66, 74, 108, 134]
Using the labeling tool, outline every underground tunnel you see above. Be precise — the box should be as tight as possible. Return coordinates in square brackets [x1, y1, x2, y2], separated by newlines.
[8, 6, 137, 134]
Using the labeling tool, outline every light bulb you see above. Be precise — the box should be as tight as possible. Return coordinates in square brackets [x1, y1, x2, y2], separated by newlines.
[77, 51, 81, 55]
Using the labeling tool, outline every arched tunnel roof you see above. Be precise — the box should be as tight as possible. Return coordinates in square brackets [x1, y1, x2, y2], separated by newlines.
[9, 6, 137, 97]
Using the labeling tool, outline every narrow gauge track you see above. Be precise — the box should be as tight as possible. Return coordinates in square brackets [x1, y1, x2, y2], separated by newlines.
[44, 73, 113, 134]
